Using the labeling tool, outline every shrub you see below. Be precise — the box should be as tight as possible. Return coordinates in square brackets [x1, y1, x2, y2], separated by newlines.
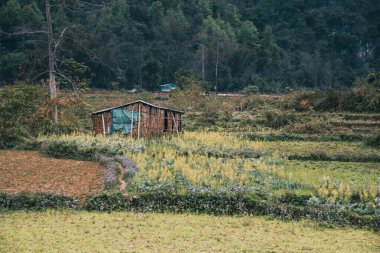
[154, 96, 169, 101]
[242, 85, 259, 95]
[359, 186, 380, 207]
[276, 192, 311, 206]
[40, 141, 97, 160]
[38, 134, 137, 160]
[0, 123, 32, 149]
[85, 192, 130, 211]
[281, 89, 317, 111]
[0, 84, 96, 149]
[315, 177, 352, 204]
[354, 72, 380, 89]
[13, 138, 41, 150]
[365, 132, 380, 148]
[238, 95, 271, 111]
[263, 109, 295, 128]
[293, 118, 331, 134]
[282, 88, 380, 112]
[0, 84, 51, 149]
[174, 68, 210, 91]
[170, 84, 203, 111]
[54, 100, 94, 134]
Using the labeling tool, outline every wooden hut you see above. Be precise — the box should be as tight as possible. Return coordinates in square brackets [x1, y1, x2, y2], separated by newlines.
[91, 100, 183, 138]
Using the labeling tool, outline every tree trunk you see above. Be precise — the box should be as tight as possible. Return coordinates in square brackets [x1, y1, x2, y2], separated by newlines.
[215, 43, 219, 92]
[139, 46, 144, 89]
[166, 51, 169, 83]
[46, 0, 58, 123]
[201, 43, 205, 79]
[315, 70, 318, 89]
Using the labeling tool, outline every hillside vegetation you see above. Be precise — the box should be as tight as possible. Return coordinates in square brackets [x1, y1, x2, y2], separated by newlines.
[1, 0, 379, 91]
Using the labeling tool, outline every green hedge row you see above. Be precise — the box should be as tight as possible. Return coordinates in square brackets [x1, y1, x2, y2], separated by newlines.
[365, 132, 380, 148]
[85, 191, 268, 215]
[343, 114, 380, 121]
[0, 192, 78, 210]
[85, 192, 380, 229]
[39, 141, 122, 161]
[287, 153, 380, 163]
[1, 191, 378, 229]
[238, 133, 366, 142]
[177, 146, 380, 163]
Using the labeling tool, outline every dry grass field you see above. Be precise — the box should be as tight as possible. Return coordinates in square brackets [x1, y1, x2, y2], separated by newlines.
[0, 211, 379, 253]
[0, 151, 104, 197]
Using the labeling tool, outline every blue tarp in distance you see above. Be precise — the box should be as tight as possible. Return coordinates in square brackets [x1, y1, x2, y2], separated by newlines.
[159, 83, 177, 92]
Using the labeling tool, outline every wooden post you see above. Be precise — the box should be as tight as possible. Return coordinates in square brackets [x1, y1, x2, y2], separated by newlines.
[137, 103, 141, 139]
[130, 107, 134, 138]
[172, 112, 179, 135]
[101, 114, 106, 135]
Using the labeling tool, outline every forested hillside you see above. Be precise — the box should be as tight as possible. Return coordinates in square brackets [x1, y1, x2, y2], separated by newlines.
[0, 0, 379, 91]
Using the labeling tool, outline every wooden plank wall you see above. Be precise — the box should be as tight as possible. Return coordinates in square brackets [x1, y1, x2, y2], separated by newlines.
[92, 111, 113, 135]
[92, 115, 103, 134]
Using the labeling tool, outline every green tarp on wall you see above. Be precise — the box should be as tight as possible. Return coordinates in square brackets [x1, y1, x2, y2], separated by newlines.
[111, 108, 139, 135]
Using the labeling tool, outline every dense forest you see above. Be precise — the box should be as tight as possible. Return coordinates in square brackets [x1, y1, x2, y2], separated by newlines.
[0, 0, 379, 91]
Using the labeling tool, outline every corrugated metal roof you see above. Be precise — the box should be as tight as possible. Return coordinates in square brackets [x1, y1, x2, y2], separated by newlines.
[91, 100, 184, 114]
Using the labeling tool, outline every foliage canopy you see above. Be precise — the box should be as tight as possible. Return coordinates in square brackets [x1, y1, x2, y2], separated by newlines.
[0, 0, 378, 91]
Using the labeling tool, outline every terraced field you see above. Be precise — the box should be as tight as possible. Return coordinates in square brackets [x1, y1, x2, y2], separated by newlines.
[1, 91, 379, 252]
[276, 160, 380, 191]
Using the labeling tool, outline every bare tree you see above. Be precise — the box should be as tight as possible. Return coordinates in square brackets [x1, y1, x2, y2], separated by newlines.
[2, 1, 74, 123]
[45, 0, 58, 122]
[201, 43, 205, 79]
[215, 43, 219, 92]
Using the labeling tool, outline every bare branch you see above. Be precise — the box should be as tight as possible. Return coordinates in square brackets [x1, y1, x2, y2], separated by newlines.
[54, 64, 80, 99]
[77, 0, 109, 7]
[54, 26, 70, 51]
[31, 71, 50, 80]
[1, 30, 47, 36]
[56, 73, 80, 99]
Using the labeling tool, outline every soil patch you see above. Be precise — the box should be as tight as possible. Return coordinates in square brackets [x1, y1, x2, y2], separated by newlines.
[0, 151, 104, 197]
